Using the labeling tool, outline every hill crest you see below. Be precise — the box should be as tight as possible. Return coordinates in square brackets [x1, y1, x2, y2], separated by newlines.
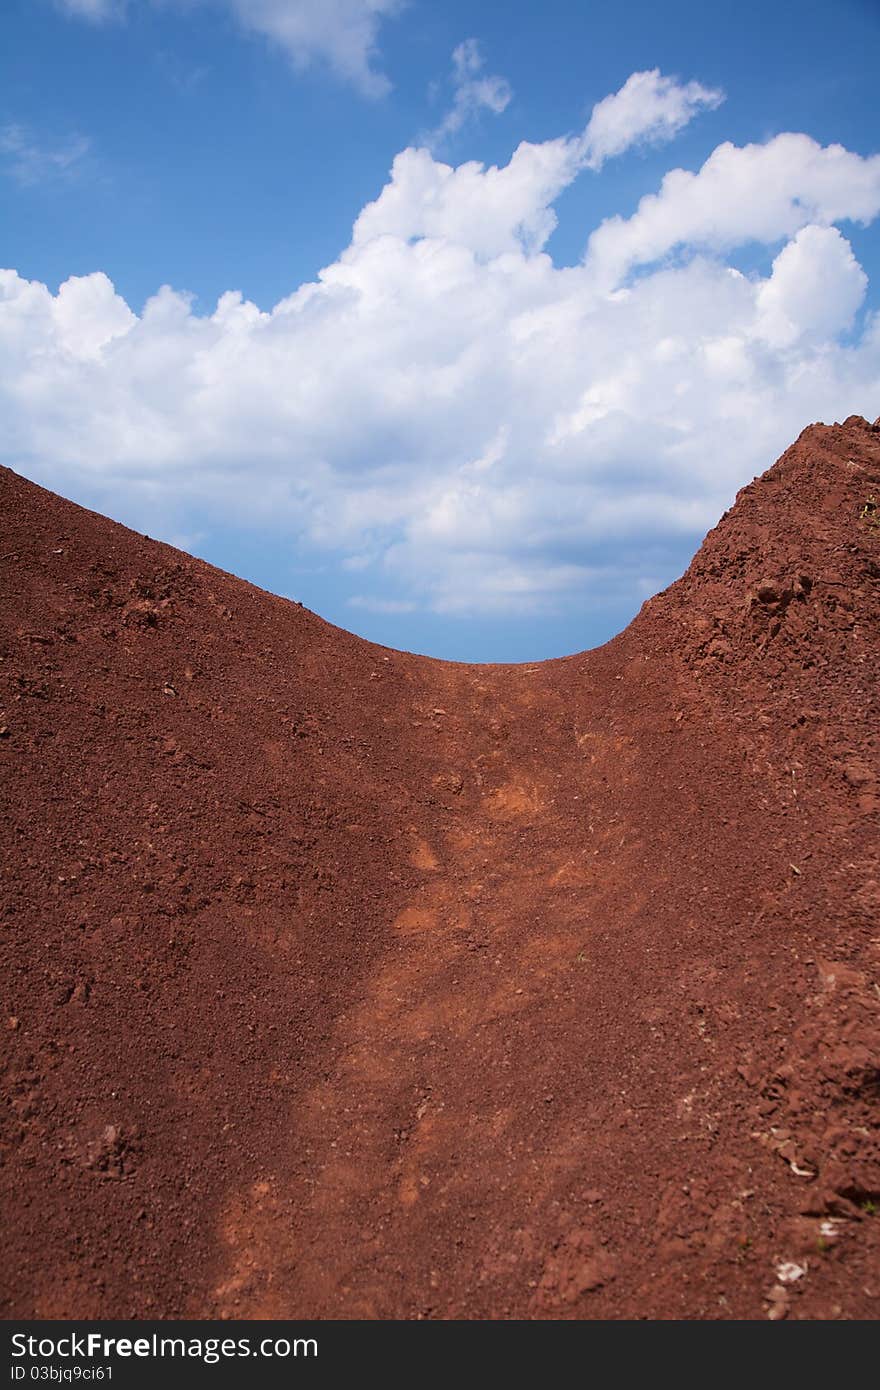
[1, 416, 878, 1320]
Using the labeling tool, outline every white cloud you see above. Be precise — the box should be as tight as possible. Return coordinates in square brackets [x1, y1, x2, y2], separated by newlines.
[0, 124, 91, 185]
[350, 141, 578, 259]
[754, 224, 867, 348]
[356, 69, 725, 259]
[217, 0, 402, 96]
[2, 75, 879, 620]
[57, 0, 402, 96]
[585, 133, 880, 289]
[426, 39, 512, 148]
[581, 68, 724, 170]
[51, 273, 137, 358]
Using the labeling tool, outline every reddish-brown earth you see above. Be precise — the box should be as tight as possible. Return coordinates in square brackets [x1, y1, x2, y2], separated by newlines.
[1, 416, 879, 1321]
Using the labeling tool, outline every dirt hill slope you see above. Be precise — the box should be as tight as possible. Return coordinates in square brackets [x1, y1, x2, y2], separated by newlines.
[1, 416, 878, 1320]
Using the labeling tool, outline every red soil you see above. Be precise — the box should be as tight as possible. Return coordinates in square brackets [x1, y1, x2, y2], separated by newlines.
[1, 416, 879, 1320]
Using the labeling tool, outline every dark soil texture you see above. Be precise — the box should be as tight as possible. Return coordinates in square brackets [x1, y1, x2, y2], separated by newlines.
[1, 415, 879, 1320]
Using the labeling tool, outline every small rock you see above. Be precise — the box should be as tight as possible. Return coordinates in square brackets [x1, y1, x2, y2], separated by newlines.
[843, 760, 875, 789]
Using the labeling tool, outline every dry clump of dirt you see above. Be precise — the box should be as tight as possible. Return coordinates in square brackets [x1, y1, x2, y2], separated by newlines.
[1, 415, 878, 1320]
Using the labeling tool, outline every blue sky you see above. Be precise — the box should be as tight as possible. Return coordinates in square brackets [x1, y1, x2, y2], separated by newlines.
[2, 0, 879, 660]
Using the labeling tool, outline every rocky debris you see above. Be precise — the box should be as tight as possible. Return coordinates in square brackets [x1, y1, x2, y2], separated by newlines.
[766, 1284, 791, 1320]
[81, 1124, 137, 1179]
[842, 760, 876, 790]
[533, 1229, 617, 1309]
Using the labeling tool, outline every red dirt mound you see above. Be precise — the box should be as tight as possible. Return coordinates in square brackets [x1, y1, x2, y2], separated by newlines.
[1, 416, 878, 1320]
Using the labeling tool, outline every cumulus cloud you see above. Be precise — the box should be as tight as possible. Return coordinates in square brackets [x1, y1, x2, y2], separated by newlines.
[426, 39, 512, 148]
[754, 224, 868, 348]
[585, 133, 880, 289]
[2, 73, 879, 621]
[357, 69, 725, 259]
[581, 68, 724, 170]
[57, 0, 402, 96]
